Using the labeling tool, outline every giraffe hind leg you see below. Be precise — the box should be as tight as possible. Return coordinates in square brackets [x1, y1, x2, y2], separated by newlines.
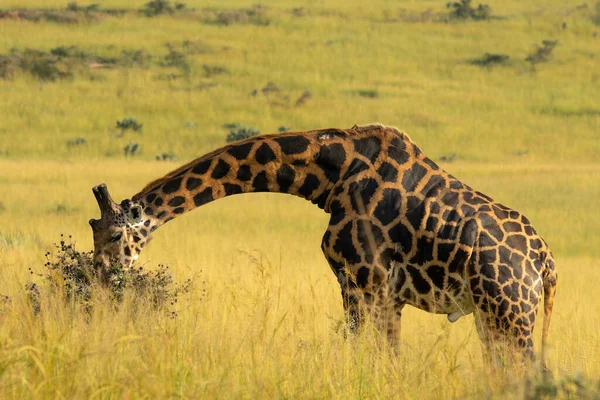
[474, 309, 535, 373]
[471, 267, 541, 372]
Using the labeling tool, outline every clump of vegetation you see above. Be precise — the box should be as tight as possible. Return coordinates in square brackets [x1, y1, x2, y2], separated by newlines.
[67, 137, 86, 147]
[525, 374, 600, 399]
[593, 1, 600, 26]
[141, 0, 187, 17]
[0, 4, 128, 24]
[277, 126, 291, 133]
[526, 40, 559, 69]
[159, 45, 188, 69]
[123, 141, 141, 156]
[166, 39, 213, 55]
[0, 45, 151, 81]
[0, 49, 76, 81]
[202, 64, 228, 77]
[116, 117, 143, 136]
[66, 2, 100, 12]
[225, 124, 260, 143]
[295, 90, 312, 106]
[50, 45, 87, 60]
[203, 5, 271, 26]
[446, 0, 492, 21]
[440, 152, 457, 162]
[120, 49, 152, 68]
[26, 235, 194, 315]
[468, 53, 510, 67]
[159, 44, 191, 79]
[156, 152, 177, 161]
[356, 89, 379, 98]
[382, 8, 438, 23]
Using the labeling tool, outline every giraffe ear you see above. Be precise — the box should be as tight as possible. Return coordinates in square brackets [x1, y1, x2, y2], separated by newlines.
[125, 205, 143, 226]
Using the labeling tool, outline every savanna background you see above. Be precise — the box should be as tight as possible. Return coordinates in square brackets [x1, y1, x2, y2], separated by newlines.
[0, 0, 599, 398]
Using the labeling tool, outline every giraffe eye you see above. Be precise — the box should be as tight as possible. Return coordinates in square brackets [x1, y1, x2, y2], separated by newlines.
[110, 232, 123, 242]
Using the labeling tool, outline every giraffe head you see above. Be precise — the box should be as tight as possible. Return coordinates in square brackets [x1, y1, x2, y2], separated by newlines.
[89, 184, 150, 270]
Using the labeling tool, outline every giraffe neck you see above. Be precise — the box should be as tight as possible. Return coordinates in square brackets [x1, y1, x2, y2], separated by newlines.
[131, 129, 354, 228]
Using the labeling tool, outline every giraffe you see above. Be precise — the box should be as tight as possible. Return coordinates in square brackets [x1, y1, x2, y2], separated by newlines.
[89, 124, 558, 370]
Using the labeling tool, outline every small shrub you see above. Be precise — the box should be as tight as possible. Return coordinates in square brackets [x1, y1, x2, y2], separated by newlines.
[356, 89, 379, 98]
[116, 117, 143, 136]
[156, 152, 177, 161]
[28, 235, 194, 314]
[120, 49, 152, 68]
[167, 39, 213, 55]
[278, 126, 291, 133]
[202, 64, 228, 77]
[67, 137, 86, 147]
[142, 0, 175, 17]
[291, 8, 306, 17]
[440, 153, 457, 162]
[159, 44, 190, 74]
[468, 53, 510, 67]
[204, 5, 271, 26]
[123, 141, 140, 156]
[447, 0, 492, 21]
[525, 374, 600, 399]
[0, 46, 143, 81]
[142, 0, 187, 17]
[50, 45, 88, 60]
[226, 125, 260, 143]
[20, 49, 73, 81]
[295, 90, 312, 106]
[261, 81, 281, 96]
[526, 40, 558, 69]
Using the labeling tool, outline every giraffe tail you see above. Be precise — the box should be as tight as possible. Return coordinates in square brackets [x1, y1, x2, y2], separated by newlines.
[540, 249, 558, 373]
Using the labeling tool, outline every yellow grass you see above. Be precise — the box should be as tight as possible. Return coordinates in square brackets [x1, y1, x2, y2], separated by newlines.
[1, 0, 599, 398]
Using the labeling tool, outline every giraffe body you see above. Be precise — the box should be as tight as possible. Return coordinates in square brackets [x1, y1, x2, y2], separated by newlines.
[90, 124, 557, 369]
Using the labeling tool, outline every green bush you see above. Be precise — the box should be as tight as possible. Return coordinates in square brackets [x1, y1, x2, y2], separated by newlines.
[142, 0, 186, 17]
[468, 53, 510, 67]
[526, 40, 558, 69]
[356, 89, 379, 98]
[226, 124, 260, 143]
[447, 0, 492, 21]
[116, 117, 143, 136]
[26, 235, 194, 314]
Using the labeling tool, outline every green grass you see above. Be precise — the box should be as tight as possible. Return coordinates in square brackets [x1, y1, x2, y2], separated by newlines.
[1, 1, 599, 398]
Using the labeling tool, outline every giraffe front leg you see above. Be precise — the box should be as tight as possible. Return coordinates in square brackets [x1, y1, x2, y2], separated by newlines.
[375, 302, 403, 350]
[336, 269, 364, 335]
[321, 220, 399, 348]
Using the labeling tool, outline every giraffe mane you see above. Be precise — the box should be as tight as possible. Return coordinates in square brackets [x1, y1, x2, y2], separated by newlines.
[133, 145, 229, 200]
[133, 124, 409, 201]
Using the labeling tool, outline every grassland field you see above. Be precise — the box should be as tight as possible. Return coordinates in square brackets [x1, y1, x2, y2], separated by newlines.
[0, 0, 599, 398]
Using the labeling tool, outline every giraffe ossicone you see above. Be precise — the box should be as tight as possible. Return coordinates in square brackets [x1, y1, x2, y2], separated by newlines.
[90, 124, 558, 371]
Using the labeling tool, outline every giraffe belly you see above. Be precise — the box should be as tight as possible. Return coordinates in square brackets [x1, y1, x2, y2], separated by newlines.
[389, 262, 474, 321]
